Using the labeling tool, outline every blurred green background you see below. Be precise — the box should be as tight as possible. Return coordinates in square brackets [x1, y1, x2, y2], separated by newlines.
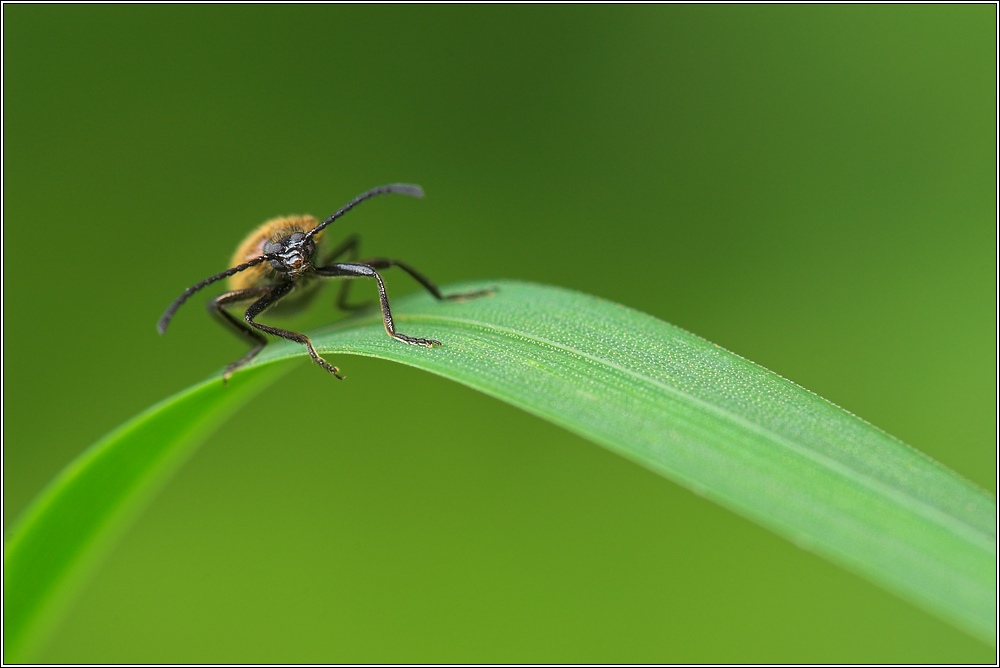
[3, 5, 995, 662]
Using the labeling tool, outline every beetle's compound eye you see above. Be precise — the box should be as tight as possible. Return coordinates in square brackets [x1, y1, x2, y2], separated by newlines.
[263, 239, 287, 271]
[288, 232, 306, 243]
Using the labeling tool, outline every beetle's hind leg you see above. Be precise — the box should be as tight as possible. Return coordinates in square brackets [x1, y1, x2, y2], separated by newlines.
[209, 286, 272, 384]
[244, 282, 344, 380]
[359, 257, 493, 302]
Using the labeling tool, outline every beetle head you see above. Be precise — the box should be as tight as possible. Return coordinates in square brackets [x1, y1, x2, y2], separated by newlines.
[264, 232, 316, 276]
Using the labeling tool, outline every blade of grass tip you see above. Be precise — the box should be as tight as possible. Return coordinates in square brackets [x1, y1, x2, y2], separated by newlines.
[3, 363, 288, 662]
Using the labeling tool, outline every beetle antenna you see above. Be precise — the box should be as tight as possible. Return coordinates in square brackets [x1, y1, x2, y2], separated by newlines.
[305, 183, 424, 240]
[157, 254, 272, 334]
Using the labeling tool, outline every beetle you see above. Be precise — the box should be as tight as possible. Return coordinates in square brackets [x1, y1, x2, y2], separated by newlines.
[157, 183, 490, 382]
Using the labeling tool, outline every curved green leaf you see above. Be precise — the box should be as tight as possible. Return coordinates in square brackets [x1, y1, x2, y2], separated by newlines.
[3, 364, 289, 661]
[4, 280, 995, 660]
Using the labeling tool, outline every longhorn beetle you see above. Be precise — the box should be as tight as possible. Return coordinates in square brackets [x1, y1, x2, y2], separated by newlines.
[158, 184, 490, 382]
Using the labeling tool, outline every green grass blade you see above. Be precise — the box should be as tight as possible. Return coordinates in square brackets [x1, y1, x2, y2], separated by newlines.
[3, 364, 287, 661]
[4, 280, 995, 659]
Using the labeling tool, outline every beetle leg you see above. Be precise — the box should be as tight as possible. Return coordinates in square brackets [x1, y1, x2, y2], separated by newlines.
[315, 263, 441, 347]
[320, 233, 370, 312]
[357, 257, 493, 302]
[209, 286, 272, 384]
[321, 233, 361, 265]
[244, 282, 344, 380]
